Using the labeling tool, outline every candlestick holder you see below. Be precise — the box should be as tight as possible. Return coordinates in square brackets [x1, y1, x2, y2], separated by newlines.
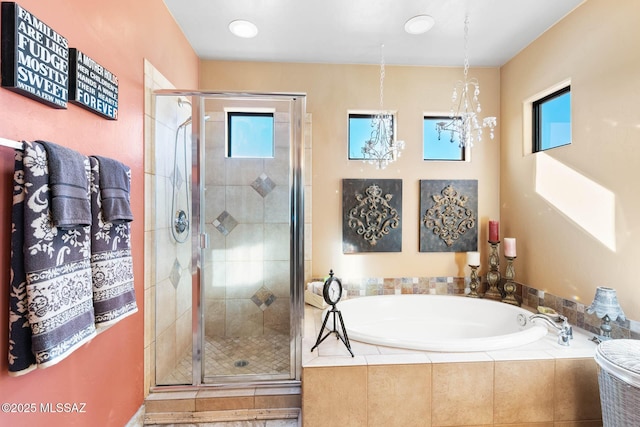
[484, 241, 502, 300]
[502, 256, 520, 306]
[467, 265, 481, 298]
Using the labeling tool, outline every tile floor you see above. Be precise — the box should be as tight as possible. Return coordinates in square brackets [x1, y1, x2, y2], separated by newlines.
[145, 420, 299, 427]
[159, 334, 291, 385]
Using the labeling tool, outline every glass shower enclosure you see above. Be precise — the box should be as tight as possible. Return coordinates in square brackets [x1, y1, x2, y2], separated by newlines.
[151, 91, 305, 386]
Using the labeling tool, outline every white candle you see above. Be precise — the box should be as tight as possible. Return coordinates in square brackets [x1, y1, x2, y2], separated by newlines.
[466, 251, 480, 266]
[504, 238, 517, 257]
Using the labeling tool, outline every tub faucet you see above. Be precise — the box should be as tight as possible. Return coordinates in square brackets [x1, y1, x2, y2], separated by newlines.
[529, 314, 573, 346]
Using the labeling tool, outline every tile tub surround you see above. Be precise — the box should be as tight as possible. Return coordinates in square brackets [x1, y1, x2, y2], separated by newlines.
[302, 305, 602, 427]
[319, 275, 640, 341]
[521, 284, 639, 340]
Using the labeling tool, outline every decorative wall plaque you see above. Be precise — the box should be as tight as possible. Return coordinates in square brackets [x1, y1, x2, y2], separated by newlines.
[420, 180, 478, 252]
[342, 179, 402, 253]
[1, 2, 69, 108]
[69, 49, 118, 119]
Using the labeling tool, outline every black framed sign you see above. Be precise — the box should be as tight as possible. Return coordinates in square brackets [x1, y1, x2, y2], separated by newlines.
[1, 2, 69, 108]
[68, 48, 118, 120]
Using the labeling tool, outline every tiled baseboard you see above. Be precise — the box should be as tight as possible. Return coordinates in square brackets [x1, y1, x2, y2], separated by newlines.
[144, 388, 301, 425]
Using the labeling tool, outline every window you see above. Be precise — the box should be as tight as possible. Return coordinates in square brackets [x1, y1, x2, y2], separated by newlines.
[226, 111, 274, 158]
[423, 116, 465, 161]
[533, 86, 571, 152]
[348, 112, 395, 160]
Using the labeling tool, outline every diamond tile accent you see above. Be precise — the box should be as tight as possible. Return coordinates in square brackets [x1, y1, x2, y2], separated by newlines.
[251, 173, 276, 198]
[212, 210, 238, 236]
[170, 167, 184, 191]
[169, 259, 182, 289]
[251, 286, 277, 311]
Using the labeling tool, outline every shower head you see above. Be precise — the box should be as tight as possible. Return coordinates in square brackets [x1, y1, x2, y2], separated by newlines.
[178, 98, 191, 108]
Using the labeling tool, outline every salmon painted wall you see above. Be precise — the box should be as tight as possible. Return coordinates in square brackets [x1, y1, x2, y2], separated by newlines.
[0, 1, 198, 426]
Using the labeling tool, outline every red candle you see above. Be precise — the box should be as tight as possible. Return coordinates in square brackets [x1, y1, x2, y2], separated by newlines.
[489, 220, 499, 242]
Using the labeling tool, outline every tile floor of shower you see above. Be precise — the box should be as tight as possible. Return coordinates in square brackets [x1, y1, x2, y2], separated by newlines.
[159, 334, 291, 385]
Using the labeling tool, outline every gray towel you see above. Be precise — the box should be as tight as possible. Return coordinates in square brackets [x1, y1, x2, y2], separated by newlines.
[39, 141, 91, 229]
[8, 142, 97, 375]
[91, 156, 133, 223]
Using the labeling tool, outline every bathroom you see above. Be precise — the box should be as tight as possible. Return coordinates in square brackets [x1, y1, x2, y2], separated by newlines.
[0, 0, 639, 426]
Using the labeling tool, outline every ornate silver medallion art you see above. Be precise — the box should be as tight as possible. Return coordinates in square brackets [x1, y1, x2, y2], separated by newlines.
[420, 180, 478, 252]
[342, 179, 402, 253]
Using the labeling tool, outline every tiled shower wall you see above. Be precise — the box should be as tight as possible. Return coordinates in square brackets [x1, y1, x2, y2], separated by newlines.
[328, 274, 640, 340]
[143, 79, 312, 390]
[202, 103, 313, 339]
[144, 61, 193, 389]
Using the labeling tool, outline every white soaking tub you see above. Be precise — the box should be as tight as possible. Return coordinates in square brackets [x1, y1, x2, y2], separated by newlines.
[337, 294, 548, 352]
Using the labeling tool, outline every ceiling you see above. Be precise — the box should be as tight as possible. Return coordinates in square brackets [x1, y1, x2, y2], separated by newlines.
[163, 0, 584, 67]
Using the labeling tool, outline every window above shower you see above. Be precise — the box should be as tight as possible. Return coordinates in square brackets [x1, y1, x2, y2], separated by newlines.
[226, 109, 275, 158]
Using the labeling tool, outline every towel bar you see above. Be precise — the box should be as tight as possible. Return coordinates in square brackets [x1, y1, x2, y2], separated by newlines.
[0, 137, 24, 150]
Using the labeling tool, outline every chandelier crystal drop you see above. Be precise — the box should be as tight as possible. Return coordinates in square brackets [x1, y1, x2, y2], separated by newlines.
[362, 44, 405, 169]
[436, 17, 496, 148]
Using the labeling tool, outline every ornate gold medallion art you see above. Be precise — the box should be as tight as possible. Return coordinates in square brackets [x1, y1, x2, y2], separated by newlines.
[423, 184, 476, 246]
[347, 184, 399, 246]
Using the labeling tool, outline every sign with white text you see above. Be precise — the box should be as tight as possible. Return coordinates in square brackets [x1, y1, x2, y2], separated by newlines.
[1, 2, 68, 108]
[69, 49, 118, 120]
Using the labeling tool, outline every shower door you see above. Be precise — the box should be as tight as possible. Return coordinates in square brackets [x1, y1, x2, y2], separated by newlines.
[199, 94, 304, 384]
[152, 91, 305, 387]
[199, 95, 304, 383]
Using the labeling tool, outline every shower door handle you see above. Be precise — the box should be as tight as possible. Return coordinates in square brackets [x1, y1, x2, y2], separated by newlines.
[200, 233, 210, 249]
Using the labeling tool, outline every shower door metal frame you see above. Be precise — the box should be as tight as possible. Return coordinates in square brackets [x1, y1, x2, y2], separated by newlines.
[154, 90, 306, 387]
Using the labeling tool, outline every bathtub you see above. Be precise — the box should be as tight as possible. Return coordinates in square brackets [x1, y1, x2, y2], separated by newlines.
[337, 294, 549, 352]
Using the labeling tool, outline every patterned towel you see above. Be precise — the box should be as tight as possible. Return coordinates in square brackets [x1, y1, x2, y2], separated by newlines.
[89, 156, 137, 328]
[8, 149, 35, 375]
[8, 142, 97, 375]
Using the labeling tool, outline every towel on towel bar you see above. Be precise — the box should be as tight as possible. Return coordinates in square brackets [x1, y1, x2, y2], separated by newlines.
[8, 142, 97, 375]
[8, 148, 34, 374]
[91, 155, 133, 223]
[39, 141, 92, 229]
[88, 156, 137, 327]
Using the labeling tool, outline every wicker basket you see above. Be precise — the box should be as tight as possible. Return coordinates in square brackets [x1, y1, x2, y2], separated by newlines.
[595, 339, 640, 427]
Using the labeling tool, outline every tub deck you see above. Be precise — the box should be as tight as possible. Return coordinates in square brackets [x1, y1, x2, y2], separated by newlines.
[302, 303, 602, 427]
[303, 304, 597, 366]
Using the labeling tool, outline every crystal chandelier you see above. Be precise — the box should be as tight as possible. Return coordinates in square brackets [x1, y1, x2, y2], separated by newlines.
[436, 17, 496, 148]
[362, 45, 405, 169]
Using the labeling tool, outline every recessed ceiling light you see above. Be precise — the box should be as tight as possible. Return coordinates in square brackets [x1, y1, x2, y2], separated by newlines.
[229, 20, 258, 38]
[404, 15, 435, 35]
